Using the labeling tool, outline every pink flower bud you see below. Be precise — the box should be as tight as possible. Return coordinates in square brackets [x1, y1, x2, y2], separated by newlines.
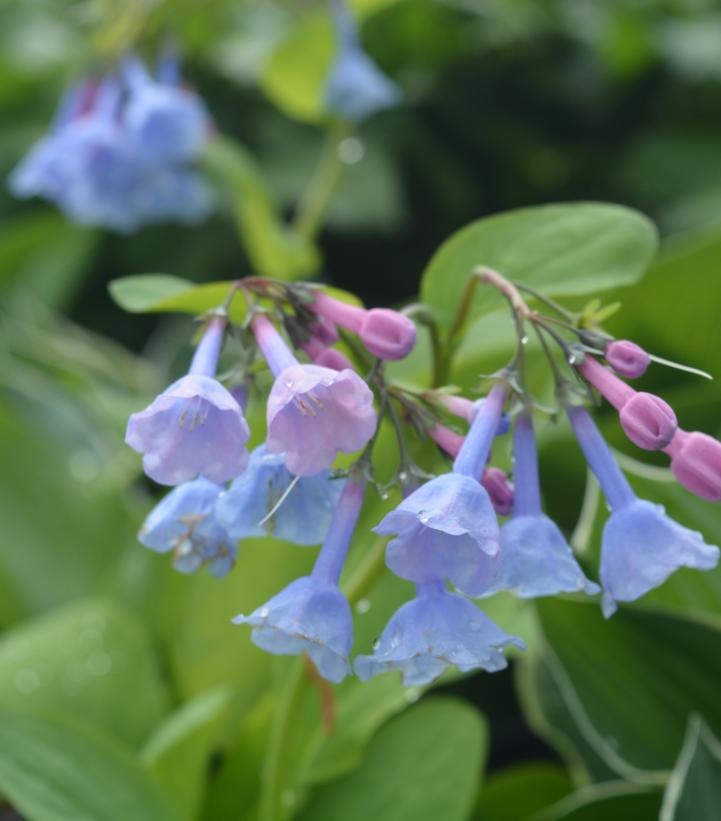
[619, 392, 677, 450]
[311, 315, 340, 346]
[606, 340, 650, 379]
[359, 309, 417, 361]
[481, 467, 514, 516]
[666, 431, 721, 501]
[313, 348, 355, 372]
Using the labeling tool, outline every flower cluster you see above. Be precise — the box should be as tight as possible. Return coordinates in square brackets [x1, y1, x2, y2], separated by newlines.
[9, 53, 213, 232]
[125, 273, 721, 687]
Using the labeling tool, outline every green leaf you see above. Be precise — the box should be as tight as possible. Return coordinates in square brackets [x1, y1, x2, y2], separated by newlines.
[202, 136, 320, 279]
[661, 716, 721, 821]
[530, 782, 661, 821]
[141, 687, 234, 821]
[0, 706, 180, 821]
[536, 598, 721, 777]
[476, 762, 573, 821]
[298, 698, 487, 821]
[0, 597, 170, 749]
[420, 203, 658, 328]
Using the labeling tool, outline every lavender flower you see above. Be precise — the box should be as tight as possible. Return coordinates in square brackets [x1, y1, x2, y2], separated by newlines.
[126, 317, 250, 485]
[216, 444, 345, 545]
[252, 315, 376, 477]
[139, 477, 235, 577]
[568, 405, 719, 616]
[355, 581, 525, 686]
[375, 384, 507, 595]
[234, 479, 365, 682]
[481, 412, 600, 599]
[325, 0, 401, 122]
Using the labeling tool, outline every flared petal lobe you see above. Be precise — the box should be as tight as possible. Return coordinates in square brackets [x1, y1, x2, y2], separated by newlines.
[266, 364, 376, 476]
[601, 499, 719, 617]
[126, 374, 250, 485]
[355, 585, 525, 686]
[375, 473, 500, 595]
[233, 577, 353, 683]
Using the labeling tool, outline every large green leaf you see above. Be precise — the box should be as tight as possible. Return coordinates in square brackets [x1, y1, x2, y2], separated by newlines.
[531, 782, 661, 821]
[660, 716, 721, 821]
[0, 598, 170, 749]
[421, 203, 658, 328]
[476, 762, 573, 821]
[202, 137, 320, 278]
[0, 706, 180, 821]
[297, 698, 486, 821]
[536, 598, 721, 776]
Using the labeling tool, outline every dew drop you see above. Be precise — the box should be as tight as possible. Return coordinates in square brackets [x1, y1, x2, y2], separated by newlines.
[372, 639, 381, 651]
[259, 607, 270, 619]
[520, 335, 529, 345]
[405, 688, 421, 703]
[355, 598, 371, 615]
[338, 137, 365, 164]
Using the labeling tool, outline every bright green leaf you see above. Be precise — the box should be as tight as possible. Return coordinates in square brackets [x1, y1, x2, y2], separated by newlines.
[0, 706, 180, 821]
[661, 716, 721, 821]
[0, 597, 170, 749]
[531, 782, 661, 821]
[298, 698, 487, 821]
[421, 203, 658, 328]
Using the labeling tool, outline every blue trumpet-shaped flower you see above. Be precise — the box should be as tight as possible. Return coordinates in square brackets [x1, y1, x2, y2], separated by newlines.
[355, 581, 525, 686]
[481, 412, 600, 599]
[139, 477, 235, 577]
[325, 0, 401, 122]
[375, 384, 507, 595]
[126, 317, 250, 485]
[216, 445, 345, 545]
[567, 405, 720, 617]
[233, 479, 365, 683]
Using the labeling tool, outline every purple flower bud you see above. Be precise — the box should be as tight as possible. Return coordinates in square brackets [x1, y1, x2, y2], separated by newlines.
[233, 479, 365, 682]
[358, 309, 417, 361]
[355, 581, 525, 686]
[480, 467, 514, 517]
[139, 477, 235, 577]
[313, 348, 356, 372]
[605, 340, 650, 379]
[126, 318, 250, 485]
[252, 315, 376, 476]
[618, 392, 677, 451]
[665, 430, 721, 501]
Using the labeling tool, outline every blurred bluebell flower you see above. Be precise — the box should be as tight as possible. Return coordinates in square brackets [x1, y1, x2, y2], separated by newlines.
[234, 479, 365, 682]
[122, 54, 210, 164]
[216, 445, 345, 545]
[355, 581, 525, 685]
[126, 317, 250, 485]
[325, 0, 401, 122]
[567, 405, 719, 616]
[481, 412, 600, 599]
[375, 384, 508, 595]
[139, 478, 235, 577]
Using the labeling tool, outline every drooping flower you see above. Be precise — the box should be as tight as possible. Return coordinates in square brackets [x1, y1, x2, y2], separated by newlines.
[252, 314, 376, 476]
[126, 316, 250, 485]
[375, 383, 507, 595]
[216, 444, 345, 545]
[139, 477, 235, 577]
[480, 467, 514, 517]
[665, 430, 721, 501]
[577, 355, 676, 450]
[234, 478, 365, 682]
[605, 340, 650, 379]
[480, 412, 600, 599]
[325, 0, 401, 122]
[567, 405, 719, 617]
[355, 581, 525, 686]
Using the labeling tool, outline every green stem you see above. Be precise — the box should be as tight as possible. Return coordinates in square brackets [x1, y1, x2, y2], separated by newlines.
[292, 123, 350, 242]
[402, 303, 443, 387]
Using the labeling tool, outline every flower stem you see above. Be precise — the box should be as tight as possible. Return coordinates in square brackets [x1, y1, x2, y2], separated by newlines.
[292, 123, 350, 243]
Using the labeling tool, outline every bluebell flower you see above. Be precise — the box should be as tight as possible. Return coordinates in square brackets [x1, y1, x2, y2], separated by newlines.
[567, 405, 720, 617]
[355, 581, 525, 686]
[126, 317, 250, 485]
[325, 0, 401, 122]
[481, 412, 600, 599]
[133, 167, 215, 226]
[216, 445, 345, 545]
[139, 477, 235, 577]
[375, 383, 508, 595]
[233, 479, 365, 682]
[122, 55, 210, 164]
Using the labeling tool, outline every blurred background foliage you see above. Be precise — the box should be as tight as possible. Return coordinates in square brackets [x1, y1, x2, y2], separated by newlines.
[2, 1, 721, 820]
